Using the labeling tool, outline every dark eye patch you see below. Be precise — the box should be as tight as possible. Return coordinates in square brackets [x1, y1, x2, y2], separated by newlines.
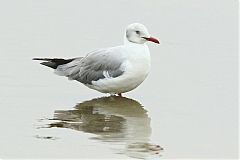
[136, 30, 140, 34]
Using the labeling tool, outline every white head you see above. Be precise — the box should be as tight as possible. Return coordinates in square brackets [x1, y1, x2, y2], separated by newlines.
[125, 23, 160, 44]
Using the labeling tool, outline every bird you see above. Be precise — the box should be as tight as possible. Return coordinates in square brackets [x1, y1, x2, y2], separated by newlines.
[33, 23, 160, 96]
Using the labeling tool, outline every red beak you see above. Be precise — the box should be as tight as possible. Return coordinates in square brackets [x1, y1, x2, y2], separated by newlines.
[143, 37, 160, 44]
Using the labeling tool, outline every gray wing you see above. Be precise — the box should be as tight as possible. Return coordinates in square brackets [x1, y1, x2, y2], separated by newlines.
[55, 48, 125, 84]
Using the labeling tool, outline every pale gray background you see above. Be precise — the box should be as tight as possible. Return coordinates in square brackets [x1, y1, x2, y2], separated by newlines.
[0, 0, 238, 159]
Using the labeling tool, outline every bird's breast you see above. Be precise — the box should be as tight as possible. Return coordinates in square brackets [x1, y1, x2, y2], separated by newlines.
[124, 44, 151, 77]
[123, 55, 151, 82]
[90, 44, 151, 94]
[119, 45, 151, 89]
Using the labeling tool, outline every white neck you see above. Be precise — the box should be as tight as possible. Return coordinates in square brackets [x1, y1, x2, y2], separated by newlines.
[123, 33, 131, 45]
[123, 34, 147, 47]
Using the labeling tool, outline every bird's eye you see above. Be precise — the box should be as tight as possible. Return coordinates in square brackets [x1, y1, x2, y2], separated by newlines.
[136, 30, 140, 34]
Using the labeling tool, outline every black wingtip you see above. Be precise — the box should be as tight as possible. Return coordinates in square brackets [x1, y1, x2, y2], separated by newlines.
[33, 58, 45, 61]
[40, 61, 57, 69]
[33, 58, 74, 69]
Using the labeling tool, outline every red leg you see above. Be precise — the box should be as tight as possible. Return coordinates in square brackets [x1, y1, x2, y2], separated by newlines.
[118, 93, 122, 97]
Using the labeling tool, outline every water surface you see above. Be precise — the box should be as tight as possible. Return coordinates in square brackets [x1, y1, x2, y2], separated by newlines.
[44, 96, 162, 159]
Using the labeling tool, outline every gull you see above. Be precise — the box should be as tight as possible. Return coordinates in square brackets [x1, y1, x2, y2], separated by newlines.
[33, 23, 160, 96]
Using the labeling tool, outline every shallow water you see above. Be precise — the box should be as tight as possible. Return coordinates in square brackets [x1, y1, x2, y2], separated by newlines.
[45, 96, 163, 159]
[0, 0, 238, 159]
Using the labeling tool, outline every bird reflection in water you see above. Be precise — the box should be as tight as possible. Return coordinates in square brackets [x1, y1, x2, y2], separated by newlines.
[47, 96, 163, 159]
